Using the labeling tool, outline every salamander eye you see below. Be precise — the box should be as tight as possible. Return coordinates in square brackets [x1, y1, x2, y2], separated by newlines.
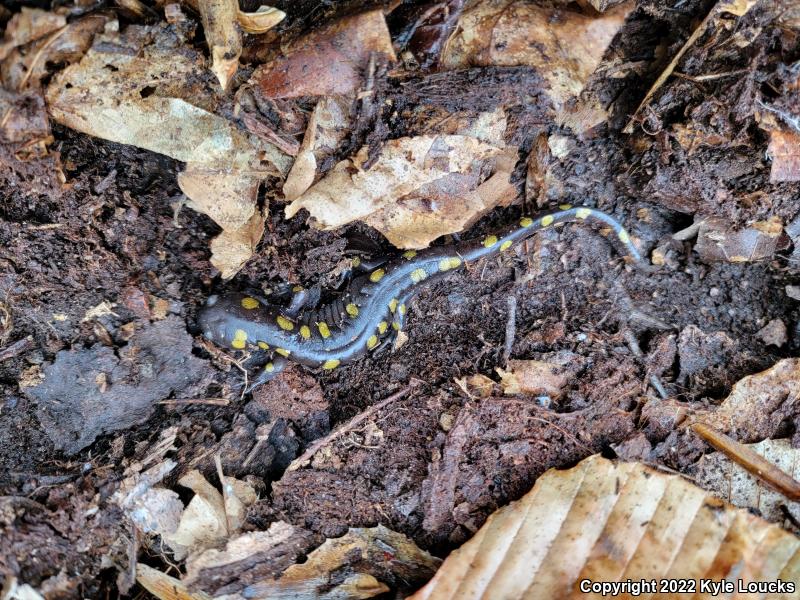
[206, 294, 219, 307]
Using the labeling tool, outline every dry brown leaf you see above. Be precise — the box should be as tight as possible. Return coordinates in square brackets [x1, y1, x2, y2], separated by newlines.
[199, 0, 241, 91]
[282, 96, 353, 201]
[768, 129, 800, 183]
[238, 5, 286, 34]
[694, 216, 785, 263]
[251, 9, 395, 99]
[0, 7, 65, 61]
[411, 454, 800, 600]
[623, 0, 758, 133]
[46, 25, 290, 277]
[454, 373, 496, 399]
[687, 359, 800, 443]
[286, 135, 516, 249]
[496, 359, 574, 399]
[693, 438, 800, 526]
[440, 1, 632, 113]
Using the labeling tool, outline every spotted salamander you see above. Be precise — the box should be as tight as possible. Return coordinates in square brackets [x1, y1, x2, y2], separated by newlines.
[198, 206, 643, 385]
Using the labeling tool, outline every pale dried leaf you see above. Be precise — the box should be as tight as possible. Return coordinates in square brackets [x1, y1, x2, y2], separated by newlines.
[136, 564, 211, 600]
[283, 97, 353, 200]
[693, 439, 800, 526]
[0, 8, 66, 61]
[495, 360, 574, 399]
[441, 1, 632, 112]
[687, 359, 800, 443]
[695, 216, 784, 263]
[45, 25, 290, 277]
[286, 135, 515, 249]
[238, 5, 286, 34]
[411, 455, 800, 600]
[768, 129, 800, 183]
[208, 209, 266, 279]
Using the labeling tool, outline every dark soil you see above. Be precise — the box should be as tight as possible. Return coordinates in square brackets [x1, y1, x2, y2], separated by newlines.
[1, 0, 799, 597]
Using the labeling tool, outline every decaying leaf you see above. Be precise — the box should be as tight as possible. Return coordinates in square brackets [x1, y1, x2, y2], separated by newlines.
[694, 216, 785, 263]
[162, 469, 257, 560]
[282, 96, 353, 201]
[496, 359, 575, 399]
[692, 438, 800, 526]
[45, 24, 290, 277]
[199, 0, 241, 91]
[286, 135, 516, 249]
[687, 358, 800, 443]
[137, 564, 211, 600]
[440, 1, 632, 112]
[454, 373, 496, 399]
[411, 454, 800, 600]
[251, 9, 395, 99]
[0, 7, 65, 62]
[768, 129, 800, 183]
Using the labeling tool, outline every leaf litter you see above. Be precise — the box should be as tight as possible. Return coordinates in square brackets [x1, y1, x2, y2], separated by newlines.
[2, 0, 800, 597]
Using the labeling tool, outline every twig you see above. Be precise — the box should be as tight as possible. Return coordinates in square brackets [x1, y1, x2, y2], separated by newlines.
[285, 386, 410, 473]
[692, 423, 800, 501]
[0, 336, 33, 363]
[159, 397, 230, 406]
[502, 296, 516, 367]
[214, 454, 232, 535]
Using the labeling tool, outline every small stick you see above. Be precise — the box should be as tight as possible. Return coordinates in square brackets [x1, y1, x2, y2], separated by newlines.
[159, 398, 230, 406]
[503, 296, 516, 367]
[692, 423, 800, 501]
[285, 387, 410, 473]
[0, 336, 33, 363]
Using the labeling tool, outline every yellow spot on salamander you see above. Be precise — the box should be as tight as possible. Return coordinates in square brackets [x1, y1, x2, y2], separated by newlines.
[257, 341, 269, 350]
[618, 229, 631, 244]
[500, 240, 513, 252]
[410, 268, 428, 283]
[317, 322, 331, 338]
[292, 285, 304, 292]
[275, 348, 290, 357]
[438, 256, 462, 271]
[378, 321, 388, 334]
[483, 235, 498, 248]
[231, 329, 247, 349]
[559, 204, 573, 210]
[541, 215, 554, 227]
[576, 207, 591, 219]
[265, 362, 275, 373]
[520, 217, 533, 227]
[346, 303, 359, 317]
[322, 359, 340, 370]
[369, 268, 385, 282]
[300, 325, 311, 340]
[241, 297, 259, 309]
[399, 303, 407, 315]
[367, 334, 378, 350]
[351, 257, 361, 267]
[402, 250, 417, 260]
[276, 315, 294, 331]
[389, 298, 398, 313]
[392, 322, 400, 331]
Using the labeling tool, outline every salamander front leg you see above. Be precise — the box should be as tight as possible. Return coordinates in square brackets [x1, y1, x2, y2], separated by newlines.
[244, 356, 288, 393]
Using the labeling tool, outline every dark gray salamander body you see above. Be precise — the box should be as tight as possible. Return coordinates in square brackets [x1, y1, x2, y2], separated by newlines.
[198, 207, 643, 377]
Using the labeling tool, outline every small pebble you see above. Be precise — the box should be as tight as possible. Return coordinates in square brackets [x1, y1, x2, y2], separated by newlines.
[786, 285, 800, 301]
[756, 319, 787, 347]
[439, 413, 455, 432]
